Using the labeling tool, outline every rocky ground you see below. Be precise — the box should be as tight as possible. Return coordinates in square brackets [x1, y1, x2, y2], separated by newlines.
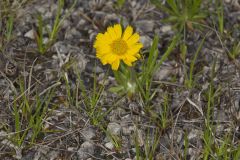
[0, 0, 239, 159]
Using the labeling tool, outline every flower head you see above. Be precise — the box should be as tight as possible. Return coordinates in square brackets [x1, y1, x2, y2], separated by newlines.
[94, 24, 143, 70]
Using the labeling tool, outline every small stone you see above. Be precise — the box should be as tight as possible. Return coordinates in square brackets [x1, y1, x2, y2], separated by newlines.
[36, 6, 46, 14]
[129, 102, 139, 112]
[135, 20, 154, 32]
[188, 129, 203, 145]
[160, 25, 172, 33]
[77, 19, 87, 26]
[121, 114, 131, 121]
[73, 54, 88, 73]
[48, 151, 58, 160]
[94, 66, 103, 73]
[62, 19, 71, 29]
[130, 1, 137, 7]
[24, 29, 35, 39]
[77, 141, 95, 159]
[45, 11, 52, 18]
[107, 122, 121, 136]
[65, 28, 81, 39]
[104, 142, 114, 150]
[43, 38, 49, 44]
[67, 147, 75, 151]
[188, 130, 198, 140]
[0, 131, 7, 138]
[122, 126, 131, 135]
[81, 127, 96, 140]
[140, 36, 152, 48]
[154, 65, 177, 81]
[98, 73, 109, 86]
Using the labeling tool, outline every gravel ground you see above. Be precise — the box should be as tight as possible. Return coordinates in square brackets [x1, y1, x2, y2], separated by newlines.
[0, 0, 239, 159]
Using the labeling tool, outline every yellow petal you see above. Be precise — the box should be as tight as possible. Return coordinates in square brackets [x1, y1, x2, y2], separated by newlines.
[126, 55, 137, 62]
[95, 33, 104, 40]
[135, 53, 141, 58]
[122, 26, 133, 41]
[95, 36, 112, 46]
[107, 26, 117, 40]
[123, 58, 132, 66]
[128, 43, 143, 55]
[104, 31, 113, 41]
[98, 53, 112, 65]
[113, 24, 122, 39]
[100, 55, 109, 65]
[107, 54, 117, 64]
[111, 59, 120, 70]
[127, 33, 140, 46]
[96, 45, 111, 54]
[94, 33, 104, 48]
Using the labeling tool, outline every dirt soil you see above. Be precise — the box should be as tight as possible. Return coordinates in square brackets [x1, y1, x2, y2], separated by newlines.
[0, 0, 239, 160]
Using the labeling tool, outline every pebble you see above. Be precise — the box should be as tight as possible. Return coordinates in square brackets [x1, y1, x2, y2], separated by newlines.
[154, 65, 177, 81]
[107, 122, 121, 136]
[224, 0, 231, 3]
[140, 35, 152, 48]
[160, 25, 172, 33]
[77, 141, 95, 159]
[104, 142, 114, 150]
[81, 127, 96, 140]
[24, 29, 35, 39]
[135, 20, 154, 32]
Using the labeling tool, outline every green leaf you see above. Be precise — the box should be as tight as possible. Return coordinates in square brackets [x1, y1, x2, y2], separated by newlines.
[166, 0, 180, 15]
[109, 86, 124, 93]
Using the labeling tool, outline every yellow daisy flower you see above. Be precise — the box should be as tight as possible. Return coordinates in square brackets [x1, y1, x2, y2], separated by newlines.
[94, 24, 143, 70]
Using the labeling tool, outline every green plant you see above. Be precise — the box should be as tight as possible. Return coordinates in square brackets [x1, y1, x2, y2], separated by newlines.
[137, 34, 179, 106]
[228, 42, 240, 60]
[104, 128, 122, 151]
[182, 36, 206, 88]
[202, 127, 238, 159]
[136, 35, 160, 105]
[11, 77, 55, 147]
[109, 63, 138, 98]
[115, 0, 126, 9]
[233, 145, 240, 160]
[159, 93, 169, 129]
[0, 0, 32, 49]
[74, 66, 112, 127]
[5, 14, 14, 42]
[151, 0, 207, 33]
[35, 14, 45, 54]
[109, 34, 178, 105]
[35, 0, 76, 54]
[75, 68, 123, 150]
[135, 128, 160, 160]
[216, 0, 224, 34]
[0, 11, 14, 49]
[183, 132, 189, 160]
[201, 58, 237, 159]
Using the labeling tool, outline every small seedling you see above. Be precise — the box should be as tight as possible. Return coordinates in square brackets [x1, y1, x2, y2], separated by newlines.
[151, 0, 207, 34]
[115, 0, 126, 9]
[35, 0, 76, 54]
[228, 42, 240, 60]
[11, 77, 55, 147]
[182, 36, 206, 88]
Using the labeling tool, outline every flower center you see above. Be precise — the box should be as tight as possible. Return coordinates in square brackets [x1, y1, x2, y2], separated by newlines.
[111, 39, 128, 55]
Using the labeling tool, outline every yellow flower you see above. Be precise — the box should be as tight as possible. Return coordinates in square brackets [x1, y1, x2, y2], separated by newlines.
[94, 24, 143, 70]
